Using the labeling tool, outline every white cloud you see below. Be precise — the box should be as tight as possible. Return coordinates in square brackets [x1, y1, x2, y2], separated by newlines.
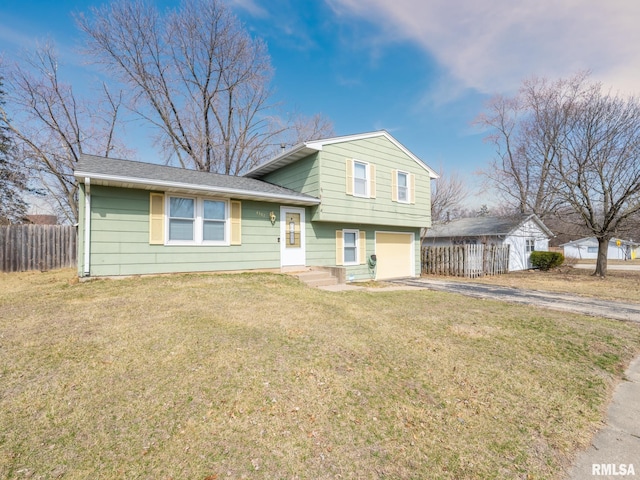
[328, 0, 640, 97]
[227, 0, 270, 18]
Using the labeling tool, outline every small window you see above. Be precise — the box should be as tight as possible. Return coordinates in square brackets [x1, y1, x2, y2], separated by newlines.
[169, 197, 195, 241]
[343, 229, 359, 265]
[525, 239, 535, 253]
[587, 246, 598, 254]
[353, 161, 368, 197]
[397, 171, 409, 203]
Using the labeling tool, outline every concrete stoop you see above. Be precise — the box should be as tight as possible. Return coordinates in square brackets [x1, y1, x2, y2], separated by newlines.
[288, 267, 344, 287]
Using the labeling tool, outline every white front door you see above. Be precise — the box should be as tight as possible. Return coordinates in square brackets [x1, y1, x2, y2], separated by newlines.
[280, 207, 306, 267]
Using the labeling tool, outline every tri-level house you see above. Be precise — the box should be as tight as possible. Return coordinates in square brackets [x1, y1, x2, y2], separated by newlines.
[75, 131, 438, 281]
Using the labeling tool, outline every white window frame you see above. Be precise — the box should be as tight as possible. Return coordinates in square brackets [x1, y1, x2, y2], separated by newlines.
[166, 195, 229, 246]
[353, 161, 369, 198]
[397, 170, 410, 203]
[343, 229, 359, 266]
[525, 238, 535, 253]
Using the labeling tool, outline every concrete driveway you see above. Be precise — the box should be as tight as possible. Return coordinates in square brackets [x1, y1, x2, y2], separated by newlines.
[574, 262, 640, 271]
[393, 278, 640, 323]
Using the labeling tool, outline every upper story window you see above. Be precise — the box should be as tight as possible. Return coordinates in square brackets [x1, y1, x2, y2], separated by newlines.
[397, 171, 409, 203]
[167, 195, 229, 245]
[353, 161, 369, 197]
[392, 169, 415, 204]
[346, 159, 376, 199]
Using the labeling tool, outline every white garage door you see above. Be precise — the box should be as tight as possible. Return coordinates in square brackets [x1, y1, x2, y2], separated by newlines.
[375, 232, 414, 280]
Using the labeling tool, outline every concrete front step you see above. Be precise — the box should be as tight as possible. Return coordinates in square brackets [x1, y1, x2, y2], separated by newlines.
[295, 269, 339, 287]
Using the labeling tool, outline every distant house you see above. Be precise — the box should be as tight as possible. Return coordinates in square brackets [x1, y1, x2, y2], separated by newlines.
[423, 214, 554, 271]
[25, 215, 58, 225]
[561, 237, 639, 260]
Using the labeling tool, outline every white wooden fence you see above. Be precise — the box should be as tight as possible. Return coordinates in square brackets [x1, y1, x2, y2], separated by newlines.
[0, 225, 77, 272]
[421, 244, 510, 278]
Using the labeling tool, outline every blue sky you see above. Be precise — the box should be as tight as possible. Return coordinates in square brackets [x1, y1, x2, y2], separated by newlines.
[1, 0, 639, 207]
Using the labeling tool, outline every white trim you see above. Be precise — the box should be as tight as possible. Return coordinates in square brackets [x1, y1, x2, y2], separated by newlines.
[74, 171, 321, 206]
[245, 130, 439, 179]
[83, 177, 91, 276]
[352, 160, 370, 198]
[280, 207, 306, 267]
[396, 170, 410, 203]
[342, 229, 360, 266]
[165, 195, 230, 246]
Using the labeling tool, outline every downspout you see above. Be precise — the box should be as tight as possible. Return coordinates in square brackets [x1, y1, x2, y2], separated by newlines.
[83, 177, 91, 276]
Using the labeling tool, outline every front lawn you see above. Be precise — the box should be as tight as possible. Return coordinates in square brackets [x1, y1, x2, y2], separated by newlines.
[1, 270, 639, 479]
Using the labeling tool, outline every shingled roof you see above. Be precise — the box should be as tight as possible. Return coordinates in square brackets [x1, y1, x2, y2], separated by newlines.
[74, 154, 320, 206]
[425, 214, 553, 238]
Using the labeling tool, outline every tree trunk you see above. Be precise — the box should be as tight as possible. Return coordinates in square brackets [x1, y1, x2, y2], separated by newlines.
[593, 237, 609, 277]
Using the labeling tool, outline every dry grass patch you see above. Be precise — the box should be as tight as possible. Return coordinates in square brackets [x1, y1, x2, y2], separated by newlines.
[429, 267, 640, 303]
[1, 269, 639, 479]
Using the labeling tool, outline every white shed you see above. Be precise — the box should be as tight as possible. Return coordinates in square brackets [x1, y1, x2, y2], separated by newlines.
[561, 237, 638, 260]
[423, 214, 554, 271]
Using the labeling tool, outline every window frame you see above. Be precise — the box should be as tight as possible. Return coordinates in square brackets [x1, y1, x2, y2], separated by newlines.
[166, 195, 230, 246]
[342, 229, 360, 266]
[397, 170, 410, 203]
[525, 238, 536, 253]
[352, 160, 369, 198]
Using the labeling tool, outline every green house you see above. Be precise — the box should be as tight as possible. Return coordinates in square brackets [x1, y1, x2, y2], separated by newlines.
[75, 131, 438, 281]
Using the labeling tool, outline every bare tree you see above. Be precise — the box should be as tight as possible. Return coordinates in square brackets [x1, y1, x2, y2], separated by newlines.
[476, 73, 591, 220]
[430, 168, 469, 222]
[479, 72, 640, 276]
[3, 43, 125, 223]
[0, 76, 29, 223]
[552, 85, 640, 276]
[276, 111, 335, 149]
[78, 0, 326, 175]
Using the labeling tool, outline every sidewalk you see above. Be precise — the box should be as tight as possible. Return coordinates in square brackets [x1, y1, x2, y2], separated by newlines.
[567, 355, 640, 479]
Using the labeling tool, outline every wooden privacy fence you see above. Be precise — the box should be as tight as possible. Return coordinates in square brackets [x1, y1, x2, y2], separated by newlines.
[0, 225, 77, 272]
[422, 244, 510, 278]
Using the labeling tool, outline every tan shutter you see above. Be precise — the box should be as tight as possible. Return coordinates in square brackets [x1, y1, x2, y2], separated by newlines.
[391, 169, 398, 202]
[409, 174, 416, 204]
[345, 159, 354, 195]
[359, 231, 366, 264]
[336, 230, 344, 266]
[149, 193, 165, 244]
[369, 165, 376, 198]
[230, 200, 242, 245]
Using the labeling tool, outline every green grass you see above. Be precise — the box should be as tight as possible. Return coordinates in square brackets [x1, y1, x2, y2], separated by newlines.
[1, 269, 639, 479]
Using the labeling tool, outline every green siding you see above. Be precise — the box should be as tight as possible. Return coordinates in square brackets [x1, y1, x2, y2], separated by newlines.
[78, 135, 429, 277]
[261, 153, 320, 197]
[259, 137, 431, 229]
[82, 186, 283, 276]
[314, 137, 431, 228]
[305, 222, 420, 282]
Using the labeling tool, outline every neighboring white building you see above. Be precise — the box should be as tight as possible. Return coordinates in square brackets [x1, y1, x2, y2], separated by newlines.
[561, 237, 639, 260]
[423, 214, 554, 271]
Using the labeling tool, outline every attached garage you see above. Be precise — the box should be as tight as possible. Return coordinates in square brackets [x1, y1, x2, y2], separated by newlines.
[375, 232, 415, 280]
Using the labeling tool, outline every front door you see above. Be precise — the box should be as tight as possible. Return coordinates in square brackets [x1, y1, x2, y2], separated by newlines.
[280, 207, 306, 267]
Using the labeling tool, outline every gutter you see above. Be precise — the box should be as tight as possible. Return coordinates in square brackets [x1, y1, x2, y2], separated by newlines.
[83, 177, 91, 277]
